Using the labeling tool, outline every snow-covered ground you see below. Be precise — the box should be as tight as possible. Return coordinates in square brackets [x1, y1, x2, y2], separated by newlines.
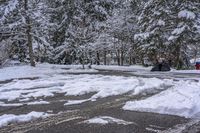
[64, 99, 89, 106]
[172, 70, 200, 74]
[123, 80, 200, 118]
[82, 116, 134, 125]
[0, 63, 93, 81]
[0, 111, 49, 128]
[0, 63, 200, 128]
[0, 66, 169, 104]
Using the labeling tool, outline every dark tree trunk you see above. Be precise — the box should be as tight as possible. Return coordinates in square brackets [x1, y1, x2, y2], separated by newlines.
[103, 50, 107, 65]
[120, 50, 124, 66]
[141, 54, 145, 66]
[132, 57, 136, 64]
[117, 49, 120, 66]
[96, 52, 100, 65]
[89, 51, 92, 65]
[24, 0, 35, 67]
[175, 44, 182, 69]
[129, 56, 132, 65]
[128, 51, 133, 65]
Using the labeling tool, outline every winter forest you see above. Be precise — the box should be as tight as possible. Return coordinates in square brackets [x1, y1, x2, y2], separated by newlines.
[0, 0, 200, 69]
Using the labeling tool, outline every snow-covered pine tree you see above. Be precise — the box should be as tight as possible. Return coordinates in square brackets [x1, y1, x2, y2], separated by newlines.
[50, 0, 114, 66]
[105, 0, 140, 65]
[134, 0, 200, 68]
[134, 0, 172, 65]
[168, 0, 200, 69]
[0, 0, 24, 62]
[44, 0, 74, 64]
[0, 0, 50, 66]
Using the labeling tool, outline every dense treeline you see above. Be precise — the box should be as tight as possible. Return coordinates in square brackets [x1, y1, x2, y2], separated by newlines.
[0, 0, 200, 69]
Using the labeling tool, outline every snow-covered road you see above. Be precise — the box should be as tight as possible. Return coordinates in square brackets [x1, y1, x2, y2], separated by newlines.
[0, 64, 200, 132]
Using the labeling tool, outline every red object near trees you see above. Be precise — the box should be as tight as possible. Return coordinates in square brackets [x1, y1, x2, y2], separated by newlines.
[195, 62, 200, 70]
[196, 65, 200, 70]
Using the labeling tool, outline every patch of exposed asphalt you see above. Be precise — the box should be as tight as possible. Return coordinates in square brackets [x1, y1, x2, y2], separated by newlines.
[0, 77, 39, 85]
[92, 69, 200, 81]
[64, 70, 136, 77]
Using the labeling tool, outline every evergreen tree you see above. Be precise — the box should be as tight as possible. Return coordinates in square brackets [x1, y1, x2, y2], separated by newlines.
[168, 0, 200, 68]
[0, 0, 199, 69]
[135, 0, 200, 68]
[0, 0, 50, 66]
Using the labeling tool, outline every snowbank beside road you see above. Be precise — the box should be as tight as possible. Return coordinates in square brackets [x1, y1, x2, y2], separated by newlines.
[0, 111, 49, 128]
[123, 80, 200, 118]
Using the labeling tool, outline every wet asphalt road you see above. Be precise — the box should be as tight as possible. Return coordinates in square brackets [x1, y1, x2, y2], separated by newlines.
[0, 92, 189, 133]
[0, 70, 200, 133]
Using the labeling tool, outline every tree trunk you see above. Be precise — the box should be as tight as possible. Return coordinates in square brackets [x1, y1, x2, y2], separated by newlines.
[194, 44, 198, 64]
[129, 56, 132, 65]
[103, 50, 107, 65]
[89, 51, 92, 65]
[128, 50, 132, 65]
[120, 50, 124, 66]
[24, 0, 35, 67]
[80, 56, 85, 69]
[117, 49, 120, 66]
[175, 44, 182, 69]
[82, 63, 85, 69]
[141, 54, 145, 66]
[96, 51, 100, 65]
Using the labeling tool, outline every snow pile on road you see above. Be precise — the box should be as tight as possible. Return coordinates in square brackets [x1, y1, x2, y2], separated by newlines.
[123, 80, 200, 118]
[0, 64, 171, 105]
[0, 100, 50, 106]
[0, 111, 49, 128]
[63, 77, 170, 105]
[64, 99, 89, 106]
[0, 78, 65, 101]
[82, 116, 134, 125]
[27, 101, 49, 105]
[0, 102, 23, 107]
[61, 75, 170, 100]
